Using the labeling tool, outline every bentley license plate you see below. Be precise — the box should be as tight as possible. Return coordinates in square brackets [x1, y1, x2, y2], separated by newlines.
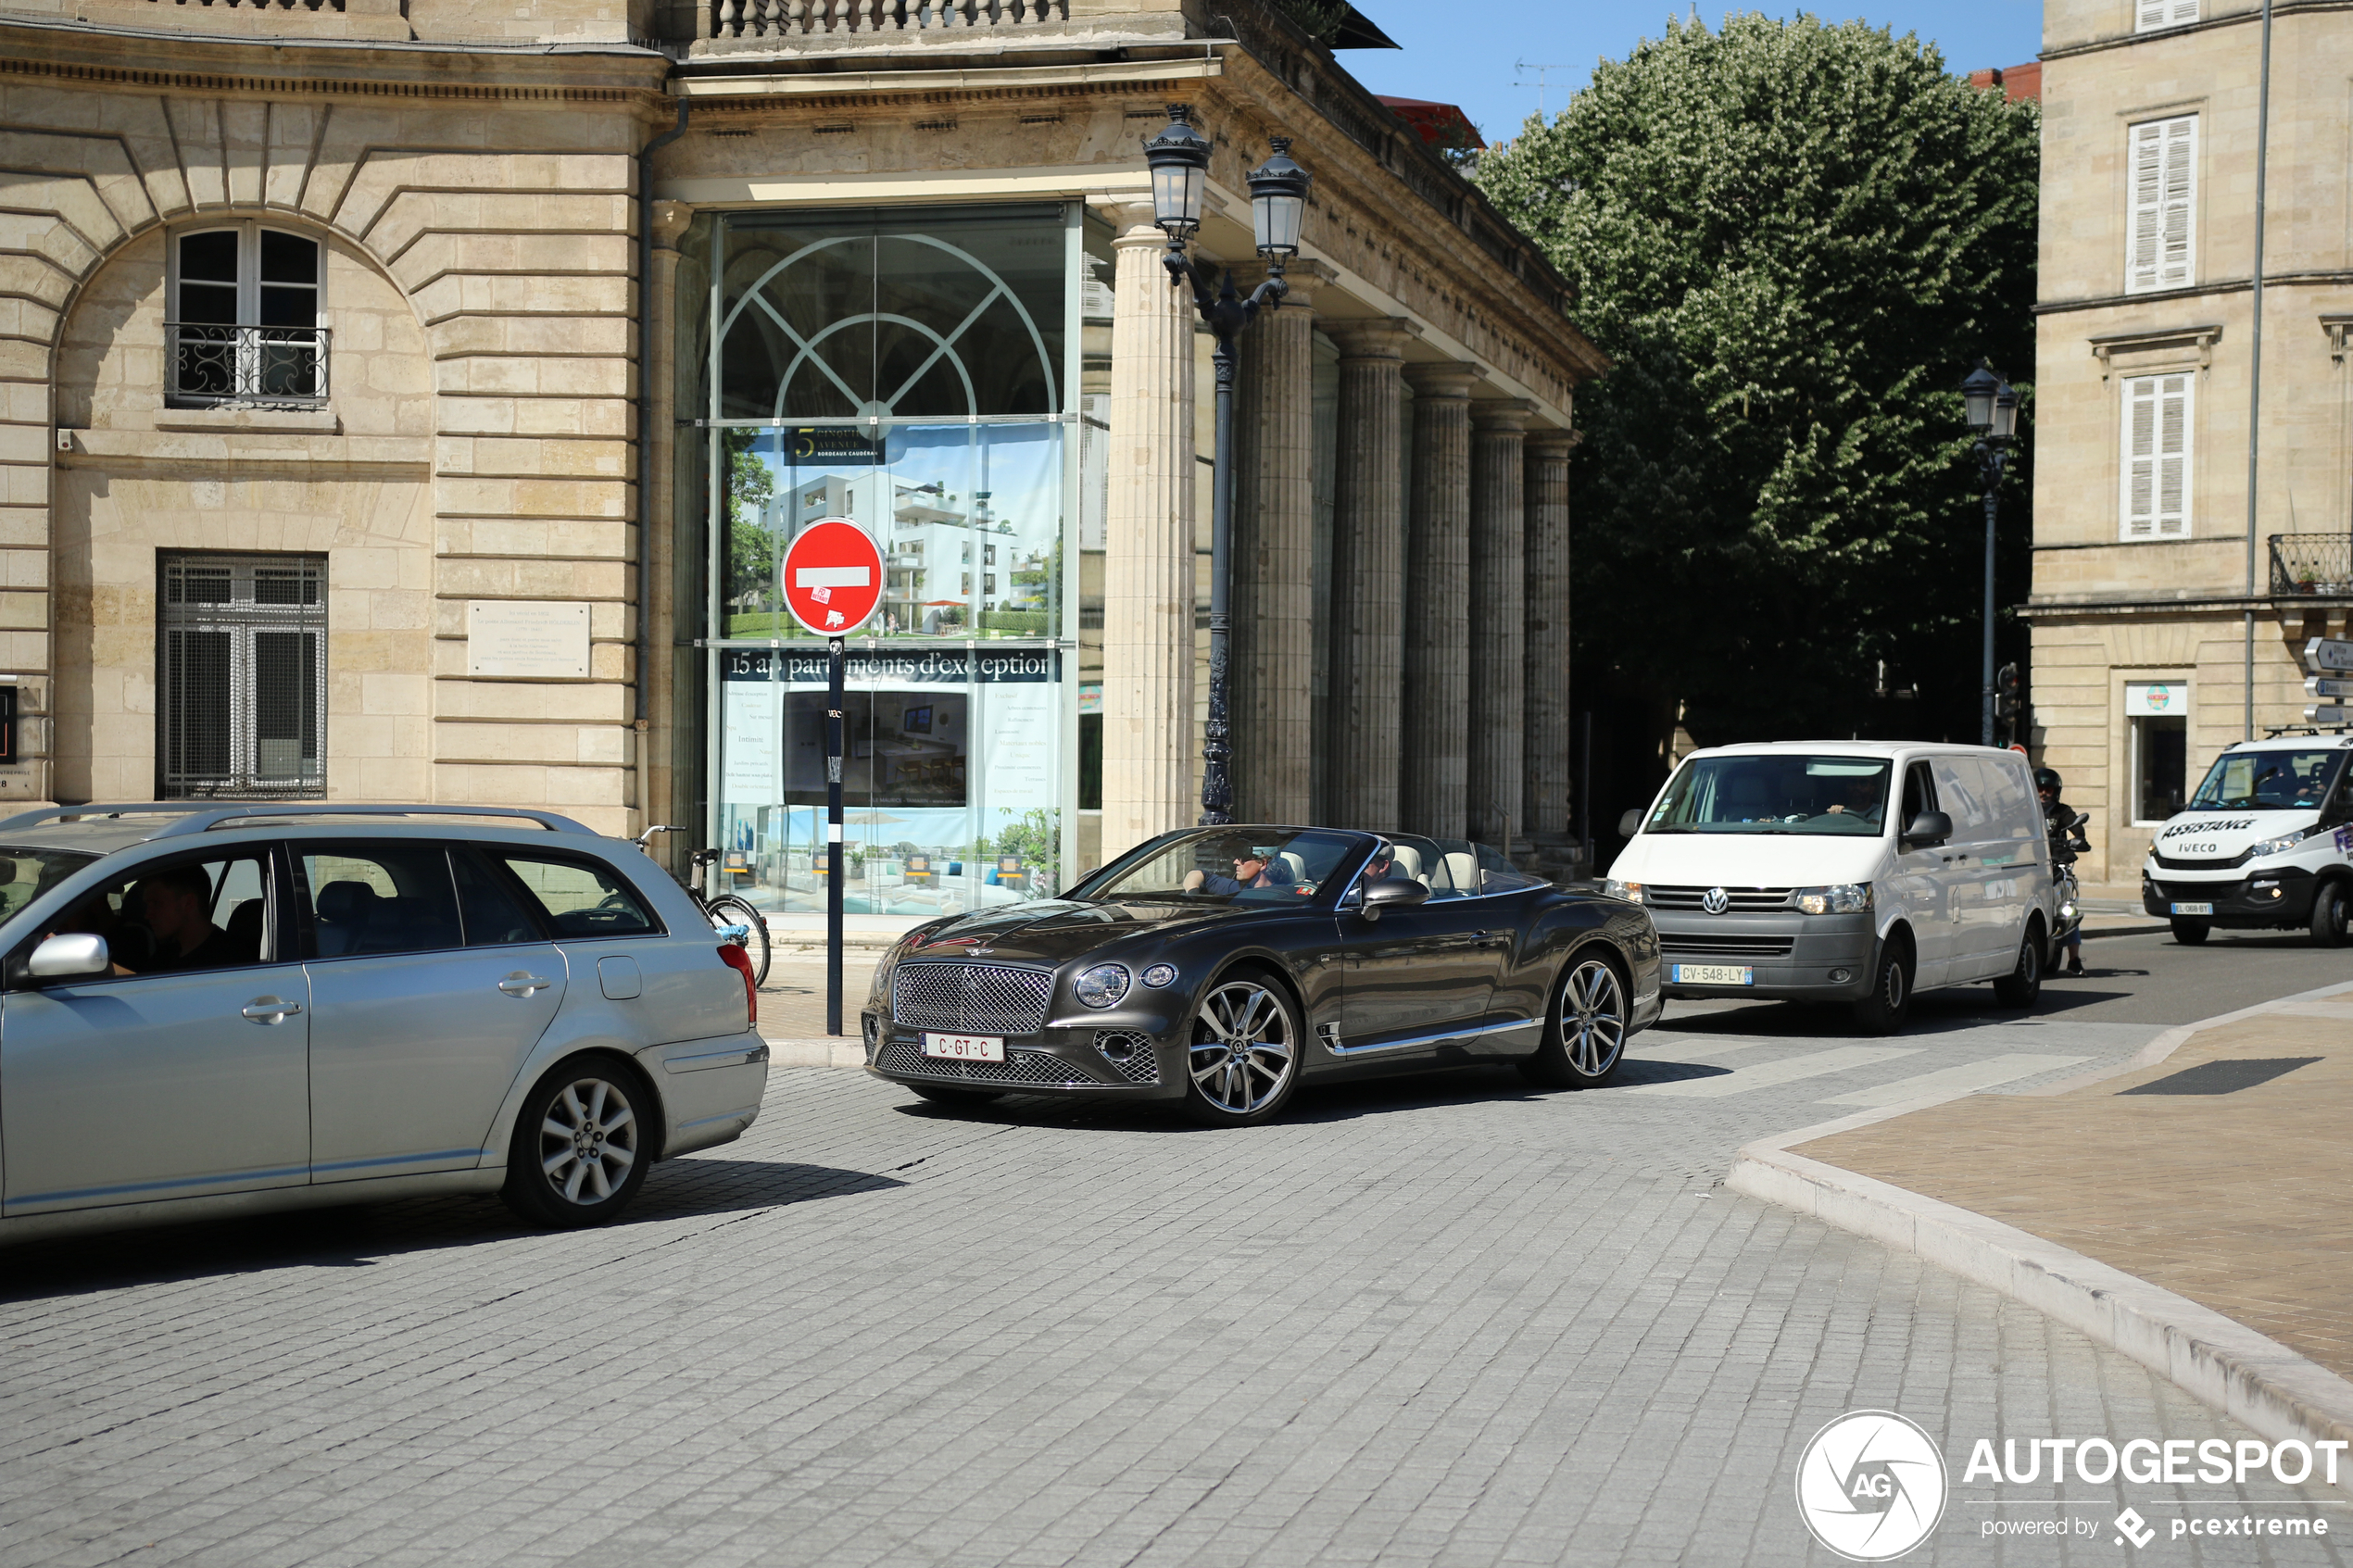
[923, 1032, 1005, 1062]
[2171, 901, 2214, 916]
[1673, 963, 1754, 986]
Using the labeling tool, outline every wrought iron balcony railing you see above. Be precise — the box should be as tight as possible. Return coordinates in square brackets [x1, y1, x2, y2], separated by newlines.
[167, 322, 331, 405]
[2270, 533, 2353, 596]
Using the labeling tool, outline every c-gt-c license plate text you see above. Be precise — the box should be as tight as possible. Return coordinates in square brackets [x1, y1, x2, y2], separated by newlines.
[923, 1033, 1006, 1062]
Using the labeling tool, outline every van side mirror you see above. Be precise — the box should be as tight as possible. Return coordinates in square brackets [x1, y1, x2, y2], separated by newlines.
[1617, 808, 1642, 837]
[23, 933, 109, 984]
[1900, 810, 1954, 849]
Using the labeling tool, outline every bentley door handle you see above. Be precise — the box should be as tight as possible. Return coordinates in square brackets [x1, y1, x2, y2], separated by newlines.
[241, 997, 303, 1023]
[498, 973, 553, 997]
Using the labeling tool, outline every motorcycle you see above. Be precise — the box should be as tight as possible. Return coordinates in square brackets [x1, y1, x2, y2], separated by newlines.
[2048, 809, 2091, 949]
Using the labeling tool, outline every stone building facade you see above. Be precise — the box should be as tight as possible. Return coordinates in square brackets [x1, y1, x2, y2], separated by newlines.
[0, 0, 1599, 910]
[2029, 0, 2353, 895]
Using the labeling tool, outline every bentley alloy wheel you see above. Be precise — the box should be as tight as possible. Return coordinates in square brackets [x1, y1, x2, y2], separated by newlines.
[1521, 953, 1627, 1088]
[1183, 975, 1300, 1126]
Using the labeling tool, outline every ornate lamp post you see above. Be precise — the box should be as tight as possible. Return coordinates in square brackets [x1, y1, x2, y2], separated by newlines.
[1961, 360, 2020, 747]
[1142, 105, 1312, 825]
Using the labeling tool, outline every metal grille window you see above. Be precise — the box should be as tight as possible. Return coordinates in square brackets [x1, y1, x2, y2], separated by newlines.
[169, 225, 328, 404]
[159, 554, 326, 798]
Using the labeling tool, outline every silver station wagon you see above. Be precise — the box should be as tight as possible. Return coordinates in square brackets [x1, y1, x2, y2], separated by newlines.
[0, 803, 769, 1242]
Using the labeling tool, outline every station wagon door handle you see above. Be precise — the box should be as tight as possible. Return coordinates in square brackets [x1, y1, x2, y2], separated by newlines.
[498, 973, 553, 997]
[240, 997, 303, 1023]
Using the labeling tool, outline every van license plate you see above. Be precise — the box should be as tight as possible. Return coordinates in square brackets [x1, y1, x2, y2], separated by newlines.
[923, 1033, 1005, 1062]
[2171, 902, 2214, 916]
[1673, 964, 1753, 986]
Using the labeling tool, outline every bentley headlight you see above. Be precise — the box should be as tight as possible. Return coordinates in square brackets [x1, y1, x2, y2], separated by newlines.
[1794, 883, 1873, 915]
[1075, 963, 1131, 1009]
[2247, 826, 2318, 859]
[1604, 880, 1645, 904]
[1140, 963, 1177, 988]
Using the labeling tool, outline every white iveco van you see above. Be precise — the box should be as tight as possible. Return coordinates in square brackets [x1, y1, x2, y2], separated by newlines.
[2141, 734, 2353, 947]
[1604, 742, 2058, 1033]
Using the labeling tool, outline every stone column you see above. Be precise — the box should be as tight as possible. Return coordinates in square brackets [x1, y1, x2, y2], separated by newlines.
[1101, 205, 1197, 859]
[1467, 401, 1533, 847]
[1229, 263, 1327, 825]
[1324, 319, 1416, 830]
[644, 199, 695, 873]
[1522, 431, 1579, 840]
[1398, 361, 1480, 839]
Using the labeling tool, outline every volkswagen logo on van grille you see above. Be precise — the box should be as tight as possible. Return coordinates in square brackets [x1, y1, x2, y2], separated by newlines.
[1701, 886, 1731, 915]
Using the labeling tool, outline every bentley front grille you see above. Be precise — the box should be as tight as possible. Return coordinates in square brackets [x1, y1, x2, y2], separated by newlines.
[875, 1037, 1096, 1086]
[891, 961, 1055, 1035]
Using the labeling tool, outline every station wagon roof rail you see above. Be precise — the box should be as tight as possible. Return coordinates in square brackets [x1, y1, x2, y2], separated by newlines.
[0, 803, 597, 837]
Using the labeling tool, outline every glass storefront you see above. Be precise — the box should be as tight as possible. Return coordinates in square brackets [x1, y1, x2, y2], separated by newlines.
[704, 203, 1101, 917]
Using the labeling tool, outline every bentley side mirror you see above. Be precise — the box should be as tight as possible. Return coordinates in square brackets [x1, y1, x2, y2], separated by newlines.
[1900, 810, 1954, 850]
[1617, 809, 1642, 837]
[1357, 878, 1430, 922]
[24, 932, 109, 983]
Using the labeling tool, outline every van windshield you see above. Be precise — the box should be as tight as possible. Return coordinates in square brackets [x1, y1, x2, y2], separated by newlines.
[2186, 749, 2347, 811]
[1642, 756, 1892, 835]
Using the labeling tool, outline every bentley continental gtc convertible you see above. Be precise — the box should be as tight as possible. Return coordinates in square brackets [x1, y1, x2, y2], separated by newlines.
[862, 827, 1663, 1125]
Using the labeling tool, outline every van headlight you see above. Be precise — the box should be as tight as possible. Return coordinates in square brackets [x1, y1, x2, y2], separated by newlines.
[1793, 883, 1873, 915]
[1604, 880, 1645, 904]
[1075, 963, 1130, 1009]
[2247, 826, 2319, 859]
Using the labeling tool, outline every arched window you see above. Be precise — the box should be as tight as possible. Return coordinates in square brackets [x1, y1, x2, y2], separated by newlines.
[169, 224, 326, 404]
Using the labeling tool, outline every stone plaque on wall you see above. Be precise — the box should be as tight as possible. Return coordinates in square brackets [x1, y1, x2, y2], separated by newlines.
[466, 601, 589, 679]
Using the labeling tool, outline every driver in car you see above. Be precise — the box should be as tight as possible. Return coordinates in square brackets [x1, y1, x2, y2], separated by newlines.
[120, 864, 244, 974]
[1183, 848, 1294, 897]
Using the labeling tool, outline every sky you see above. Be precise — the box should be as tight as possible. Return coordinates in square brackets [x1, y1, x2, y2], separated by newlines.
[1340, 1, 2045, 149]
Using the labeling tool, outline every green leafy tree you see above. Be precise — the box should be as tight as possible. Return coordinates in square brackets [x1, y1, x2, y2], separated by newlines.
[723, 428, 778, 623]
[1475, 15, 2038, 757]
[978, 808, 1061, 873]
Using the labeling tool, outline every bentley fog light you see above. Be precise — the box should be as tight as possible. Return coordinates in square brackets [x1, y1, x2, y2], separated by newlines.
[1075, 963, 1131, 1009]
[1140, 963, 1177, 988]
[1604, 880, 1645, 904]
[1794, 883, 1873, 915]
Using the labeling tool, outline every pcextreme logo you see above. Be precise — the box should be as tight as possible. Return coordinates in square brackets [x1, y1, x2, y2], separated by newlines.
[1796, 1411, 1949, 1561]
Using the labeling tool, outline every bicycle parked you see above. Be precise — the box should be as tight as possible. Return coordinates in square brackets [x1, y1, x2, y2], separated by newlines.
[635, 825, 772, 986]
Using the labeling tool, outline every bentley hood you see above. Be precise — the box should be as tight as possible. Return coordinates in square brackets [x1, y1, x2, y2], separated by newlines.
[896, 898, 1265, 967]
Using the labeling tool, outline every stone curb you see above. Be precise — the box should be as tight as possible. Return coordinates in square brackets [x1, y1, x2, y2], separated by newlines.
[1727, 977, 2353, 1461]
[762, 1035, 866, 1069]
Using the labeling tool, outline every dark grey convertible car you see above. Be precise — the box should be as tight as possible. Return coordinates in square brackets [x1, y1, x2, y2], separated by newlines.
[862, 826, 1663, 1125]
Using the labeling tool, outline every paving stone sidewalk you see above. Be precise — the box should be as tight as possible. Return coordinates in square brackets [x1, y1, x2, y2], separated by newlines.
[1794, 986, 2353, 1382]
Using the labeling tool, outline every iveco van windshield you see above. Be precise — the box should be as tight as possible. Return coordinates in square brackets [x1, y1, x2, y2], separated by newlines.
[2185, 750, 2347, 811]
[1645, 756, 1892, 835]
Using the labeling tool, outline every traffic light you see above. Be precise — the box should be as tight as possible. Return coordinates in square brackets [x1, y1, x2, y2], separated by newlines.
[1994, 663, 2022, 743]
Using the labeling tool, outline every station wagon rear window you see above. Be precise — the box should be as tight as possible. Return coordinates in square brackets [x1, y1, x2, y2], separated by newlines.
[1645, 756, 1893, 835]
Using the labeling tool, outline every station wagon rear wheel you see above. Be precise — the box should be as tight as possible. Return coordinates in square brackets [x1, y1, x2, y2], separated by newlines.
[502, 1060, 652, 1228]
[1182, 973, 1300, 1127]
[1521, 952, 1628, 1088]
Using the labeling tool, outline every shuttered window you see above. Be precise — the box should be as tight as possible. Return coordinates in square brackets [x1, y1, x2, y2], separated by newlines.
[2120, 373, 2193, 540]
[2126, 116, 2196, 293]
[2136, 0, 2197, 31]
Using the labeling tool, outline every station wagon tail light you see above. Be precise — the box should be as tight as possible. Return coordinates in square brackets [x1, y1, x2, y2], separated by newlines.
[719, 943, 757, 1024]
[1793, 884, 1873, 915]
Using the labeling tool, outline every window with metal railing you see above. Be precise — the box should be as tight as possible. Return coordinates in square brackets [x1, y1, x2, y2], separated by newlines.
[158, 554, 327, 799]
[168, 225, 328, 405]
[2271, 533, 2353, 596]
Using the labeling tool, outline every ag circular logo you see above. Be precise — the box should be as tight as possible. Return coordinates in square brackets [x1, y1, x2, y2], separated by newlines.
[1794, 1411, 1947, 1561]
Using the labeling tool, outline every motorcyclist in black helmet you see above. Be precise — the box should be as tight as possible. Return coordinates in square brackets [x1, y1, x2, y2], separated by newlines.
[2036, 768, 2088, 974]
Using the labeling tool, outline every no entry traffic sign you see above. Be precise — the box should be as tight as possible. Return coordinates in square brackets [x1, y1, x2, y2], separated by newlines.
[781, 518, 884, 637]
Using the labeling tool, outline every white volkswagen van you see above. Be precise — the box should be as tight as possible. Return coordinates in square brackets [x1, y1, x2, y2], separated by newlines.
[2140, 734, 2353, 947]
[1604, 742, 2057, 1032]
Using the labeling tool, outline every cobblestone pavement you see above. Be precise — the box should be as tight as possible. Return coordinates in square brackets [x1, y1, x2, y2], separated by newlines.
[3, 954, 2349, 1566]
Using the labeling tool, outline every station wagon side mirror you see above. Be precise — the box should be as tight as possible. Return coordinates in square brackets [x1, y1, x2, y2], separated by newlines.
[1358, 878, 1430, 922]
[1617, 809, 1642, 837]
[22, 933, 109, 984]
[1899, 810, 1954, 850]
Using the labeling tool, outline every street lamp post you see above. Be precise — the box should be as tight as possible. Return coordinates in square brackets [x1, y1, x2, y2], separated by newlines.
[1142, 105, 1311, 825]
[1961, 360, 2020, 747]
